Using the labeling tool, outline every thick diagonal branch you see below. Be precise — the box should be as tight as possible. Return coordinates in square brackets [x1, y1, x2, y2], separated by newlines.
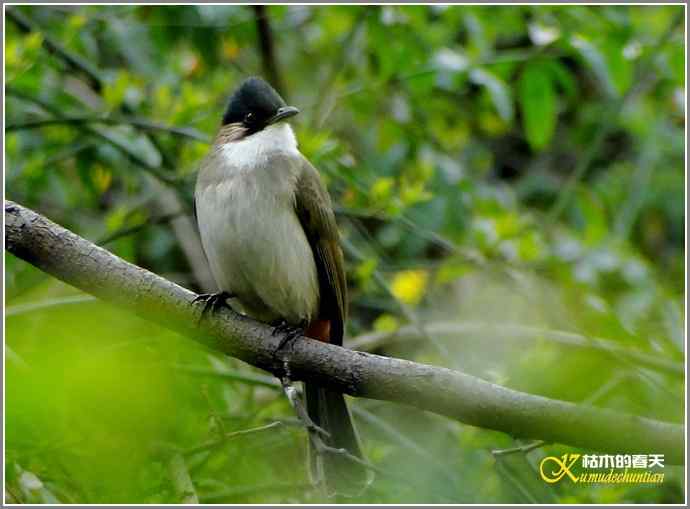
[4, 201, 684, 464]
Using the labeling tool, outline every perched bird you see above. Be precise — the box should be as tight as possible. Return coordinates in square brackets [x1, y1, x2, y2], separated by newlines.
[194, 76, 368, 495]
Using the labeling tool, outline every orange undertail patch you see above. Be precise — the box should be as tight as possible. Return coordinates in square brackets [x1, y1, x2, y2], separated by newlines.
[305, 320, 331, 343]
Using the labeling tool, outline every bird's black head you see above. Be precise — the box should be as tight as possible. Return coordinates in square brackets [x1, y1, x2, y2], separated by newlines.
[222, 77, 299, 134]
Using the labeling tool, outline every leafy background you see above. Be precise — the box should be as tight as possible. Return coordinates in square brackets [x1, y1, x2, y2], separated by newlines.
[4, 4, 685, 504]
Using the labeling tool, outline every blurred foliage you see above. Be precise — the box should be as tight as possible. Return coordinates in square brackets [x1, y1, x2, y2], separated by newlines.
[4, 4, 685, 504]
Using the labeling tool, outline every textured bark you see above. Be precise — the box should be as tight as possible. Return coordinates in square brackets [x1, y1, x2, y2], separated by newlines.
[4, 201, 684, 464]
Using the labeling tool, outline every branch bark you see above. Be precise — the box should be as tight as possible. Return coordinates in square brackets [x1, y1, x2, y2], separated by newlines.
[4, 201, 684, 464]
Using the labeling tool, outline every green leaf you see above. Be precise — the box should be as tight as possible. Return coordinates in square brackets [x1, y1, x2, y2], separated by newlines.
[103, 71, 131, 110]
[544, 60, 577, 99]
[575, 187, 608, 245]
[667, 43, 685, 85]
[603, 35, 634, 95]
[518, 61, 557, 151]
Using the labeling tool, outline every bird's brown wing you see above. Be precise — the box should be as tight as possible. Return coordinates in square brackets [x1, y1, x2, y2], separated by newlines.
[294, 159, 366, 492]
[294, 157, 347, 345]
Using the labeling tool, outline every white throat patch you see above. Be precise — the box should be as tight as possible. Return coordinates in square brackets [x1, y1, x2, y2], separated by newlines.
[220, 122, 298, 170]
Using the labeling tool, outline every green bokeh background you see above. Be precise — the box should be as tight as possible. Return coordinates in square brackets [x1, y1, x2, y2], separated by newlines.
[5, 4, 685, 504]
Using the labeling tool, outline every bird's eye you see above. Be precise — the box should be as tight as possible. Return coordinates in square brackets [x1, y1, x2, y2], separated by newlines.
[244, 112, 254, 123]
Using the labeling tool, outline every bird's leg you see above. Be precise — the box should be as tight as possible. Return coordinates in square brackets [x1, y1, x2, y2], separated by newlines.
[192, 290, 235, 323]
[271, 319, 307, 352]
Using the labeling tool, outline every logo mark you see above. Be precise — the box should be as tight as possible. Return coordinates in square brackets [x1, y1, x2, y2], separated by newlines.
[539, 453, 581, 483]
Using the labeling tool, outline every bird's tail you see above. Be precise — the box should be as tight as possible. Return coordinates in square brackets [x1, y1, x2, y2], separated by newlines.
[305, 383, 370, 497]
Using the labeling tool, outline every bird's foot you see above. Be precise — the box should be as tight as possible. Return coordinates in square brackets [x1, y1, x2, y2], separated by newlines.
[271, 319, 307, 353]
[193, 291, 235, 324]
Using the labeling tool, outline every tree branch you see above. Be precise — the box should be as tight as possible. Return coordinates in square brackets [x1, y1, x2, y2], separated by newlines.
[5, 116, 210, 143]
[183, 422, 283, 457]
[6, 86, 181, 187]
[167, 453, 199, 504]
[4, 200, 684, 464]
[96, 211, 185, 246]
[252, 5, 284, 97]
[347, 321, 683, 377]
[7, 7, 103, 92]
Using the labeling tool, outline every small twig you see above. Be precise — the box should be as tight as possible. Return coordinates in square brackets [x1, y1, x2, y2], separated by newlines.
[324, 167, 484, 267]
[200, 383, 227, 441]
[351, 406, 448, 472]
[335, 48, 561, 102]
[6, 345, 30, 371]
[5, 295, 97, 316]
[279, 369, 330, 440]
[6, 87, 182, 187]
[153, 180, 215, 292]
[87, 126, 181, 186]
[493, 458, 544, 504]
[277, 361, 381, 493]
[5, 86, 64, 116]
[7, 7, 103, 91]
[199, 481, 313, 503]
[43, 142, 95, 167]
[173, 364, 280, 389]
[168, 453, 199, 504]
[310, 439, 382, 476]
[347, 321, 683, 377]
[252, 5, 284, 96]
[311, 10, 368, 128]
[96, 211, 185, 246]
[491, 372, 627, 457]
[184, 422, 284, 456]
[613, 135, 658, 239]
[14, 464, 61, 504]
[5, 486, 22, 504]
[492, 440, 546, 457]
[6, 116, 210, 143]
[341, 237, 452, 360]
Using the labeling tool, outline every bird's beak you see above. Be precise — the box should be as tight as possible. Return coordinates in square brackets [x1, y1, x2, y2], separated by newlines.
[268, 106, 300, 125]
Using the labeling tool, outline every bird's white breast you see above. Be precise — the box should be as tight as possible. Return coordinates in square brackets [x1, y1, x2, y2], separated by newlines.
[195, 123, 319, 324]
[220, 122, 299, 171]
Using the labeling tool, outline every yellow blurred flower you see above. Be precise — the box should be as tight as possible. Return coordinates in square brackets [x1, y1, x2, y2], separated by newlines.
[67, 14, 87, 31]
[373, 314, 400, 333]
[391, 270, 428, 306]
[371, 177, 395, 203]
[222, 38, 240, 60]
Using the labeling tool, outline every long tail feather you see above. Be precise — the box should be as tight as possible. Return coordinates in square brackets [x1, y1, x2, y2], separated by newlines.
[305, 383, 370, 497]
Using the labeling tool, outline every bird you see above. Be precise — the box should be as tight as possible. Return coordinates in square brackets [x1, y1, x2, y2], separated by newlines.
[194, 76, 368, 496]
